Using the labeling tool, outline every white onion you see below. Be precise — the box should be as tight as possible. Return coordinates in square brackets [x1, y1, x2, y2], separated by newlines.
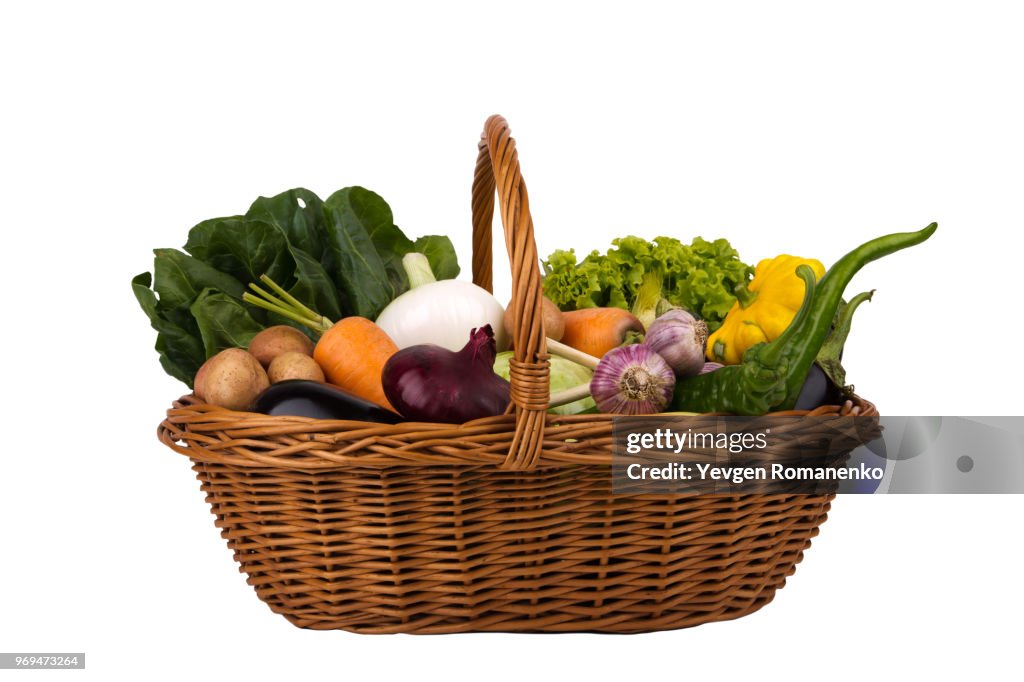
[376, 279, 509, 351]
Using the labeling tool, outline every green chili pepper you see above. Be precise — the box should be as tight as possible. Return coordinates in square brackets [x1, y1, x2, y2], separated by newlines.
[671, 223, 937, 415]
[816, 288, 875, 395]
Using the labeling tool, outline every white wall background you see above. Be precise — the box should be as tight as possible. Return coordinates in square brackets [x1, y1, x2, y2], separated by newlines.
[1, 1, 1021, 680]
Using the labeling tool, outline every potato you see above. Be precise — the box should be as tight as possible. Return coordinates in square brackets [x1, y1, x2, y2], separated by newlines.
[248, 325, 315, 368]
[193, 358, 211, 401]
[504, 296, 565, 342]
[268, 352, 326, 384]
[194, 348, 269, 411]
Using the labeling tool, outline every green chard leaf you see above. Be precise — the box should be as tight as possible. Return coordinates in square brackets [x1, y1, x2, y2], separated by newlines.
[288, 246, 343, 322]
[185, 217, 294, 284]
[158, 352, 196, 387]
[353, 189, 415, 296]
[246, 188, 326, 259]
[152, 248, 246, 310]
[132, 272, 206, 387]
[190, 289, 265, 357]
[321, 187, 398, 319]
[132, 271, 159, 319]
[182, 216, 242, 261]
[414, 235, 460, 280]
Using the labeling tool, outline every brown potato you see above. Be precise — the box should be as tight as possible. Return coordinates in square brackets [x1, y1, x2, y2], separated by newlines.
[268, 352, 326, 384]
[248, 325, 315, 368]
[504, 296, 565, 343]
[195, 348, 269, 411]
[193, 357, 212, 401]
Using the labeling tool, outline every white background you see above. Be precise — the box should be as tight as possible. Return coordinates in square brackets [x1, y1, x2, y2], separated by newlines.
[2, 1, 1022, 680]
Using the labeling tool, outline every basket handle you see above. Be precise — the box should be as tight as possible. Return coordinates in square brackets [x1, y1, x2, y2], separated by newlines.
[471, 115, 549, 471]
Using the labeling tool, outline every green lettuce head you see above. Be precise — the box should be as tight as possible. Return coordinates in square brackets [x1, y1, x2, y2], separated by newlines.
[541, 235, 752, 332]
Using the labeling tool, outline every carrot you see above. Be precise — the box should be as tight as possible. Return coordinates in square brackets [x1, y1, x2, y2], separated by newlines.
[560, 308, 644, 359]
[242, 276, 399, 411]
[313, 317, 398, 411]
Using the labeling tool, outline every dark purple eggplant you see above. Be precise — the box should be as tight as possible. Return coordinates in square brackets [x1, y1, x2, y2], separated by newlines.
[795, 291, 875, 411]
[254, 380, 402, 423]
[382, 325, 510, 423]
[794, 362, 847, 411]
[794, 363, 830, 411]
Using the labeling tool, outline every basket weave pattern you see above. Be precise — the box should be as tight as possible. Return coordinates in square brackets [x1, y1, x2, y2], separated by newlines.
[158, 116, 881, 633]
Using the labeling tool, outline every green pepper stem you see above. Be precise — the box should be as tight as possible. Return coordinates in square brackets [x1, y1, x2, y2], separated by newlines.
[824, 290, 874, 357]
[757, 265, 817, 367]
[816, 289, 874, 391]
[733, 282, 758, 309]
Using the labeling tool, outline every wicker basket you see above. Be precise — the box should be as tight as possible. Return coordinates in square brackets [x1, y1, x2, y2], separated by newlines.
[157, 115, 881, 634]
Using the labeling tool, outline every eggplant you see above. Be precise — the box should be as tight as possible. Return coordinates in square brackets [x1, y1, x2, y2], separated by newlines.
[254, 380, 402, 423]
[794, 363, 830, 411]
[795, 361, 855, 411]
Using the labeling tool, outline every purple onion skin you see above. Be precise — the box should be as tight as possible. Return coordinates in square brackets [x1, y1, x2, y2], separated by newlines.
[382, 324, 510, 423]
[643, 309, 709, 377]
[699, 361, 724, 375]
[590, 344, 675, 415]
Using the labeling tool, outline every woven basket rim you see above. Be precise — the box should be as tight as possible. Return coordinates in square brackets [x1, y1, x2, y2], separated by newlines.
[158, 393, 879, 470]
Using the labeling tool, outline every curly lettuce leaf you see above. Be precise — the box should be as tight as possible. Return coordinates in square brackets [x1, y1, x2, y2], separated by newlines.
[542, 235, 752, 332]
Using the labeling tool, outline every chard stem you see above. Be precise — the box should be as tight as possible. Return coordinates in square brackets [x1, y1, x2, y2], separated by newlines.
[242, 293, 320, 331]
[247, 282, 290, 310]
[259, 274, 327, 323]
[243, 282, 333, 335]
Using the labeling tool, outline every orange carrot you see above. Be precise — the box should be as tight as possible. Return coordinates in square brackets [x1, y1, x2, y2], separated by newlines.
[560, 308, 644, 359]
[313, 317, 398, 411]
[242, 276, 399, 410]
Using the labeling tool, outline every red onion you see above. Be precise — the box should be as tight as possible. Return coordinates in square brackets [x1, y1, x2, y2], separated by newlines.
[643, 309, 708, 377]
[382, 324, 510, 423]
[590, 344, 675, 414]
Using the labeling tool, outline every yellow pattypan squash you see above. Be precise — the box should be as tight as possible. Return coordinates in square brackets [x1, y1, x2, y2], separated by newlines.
[706, 255, 825, 364]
